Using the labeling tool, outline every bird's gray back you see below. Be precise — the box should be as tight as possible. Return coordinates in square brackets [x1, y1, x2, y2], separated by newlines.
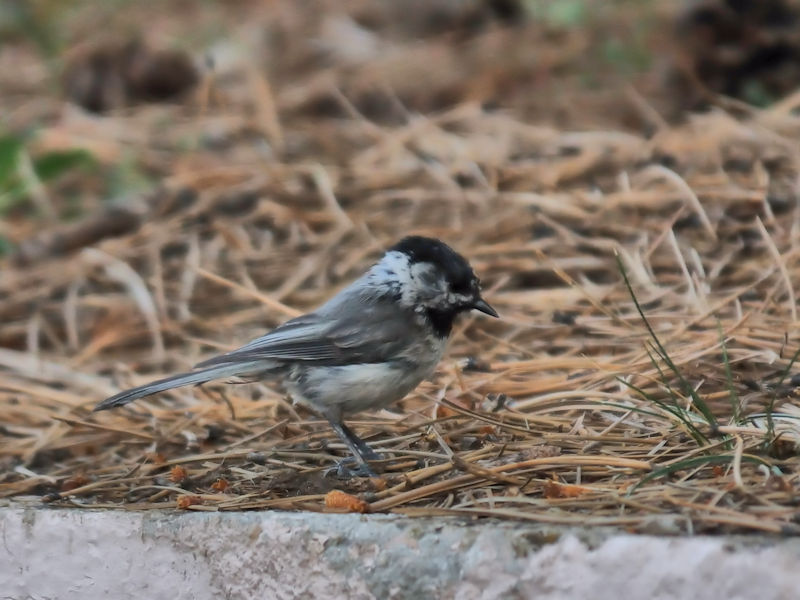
[196, 280, 426, 369]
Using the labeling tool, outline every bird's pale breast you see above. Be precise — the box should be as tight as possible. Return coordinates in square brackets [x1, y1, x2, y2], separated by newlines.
[288, 334, 447, 418]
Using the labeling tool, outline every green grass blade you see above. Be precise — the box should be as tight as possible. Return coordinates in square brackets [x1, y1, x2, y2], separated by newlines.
[765, 345, 800, 447]
[628, 453, 773, 494]
[616, 252, 719, 432]
[615, 375, 708, 445]
[717, 319, 741, 423]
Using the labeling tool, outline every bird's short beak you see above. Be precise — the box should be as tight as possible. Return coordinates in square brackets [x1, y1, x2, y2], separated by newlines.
[472, 297, 499, 318]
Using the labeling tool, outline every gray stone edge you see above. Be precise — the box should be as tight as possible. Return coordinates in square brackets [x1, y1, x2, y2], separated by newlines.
[1, 503, 799, 600]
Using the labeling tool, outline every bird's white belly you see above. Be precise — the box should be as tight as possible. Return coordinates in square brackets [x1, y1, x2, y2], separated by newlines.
[290, 360, 434, 416]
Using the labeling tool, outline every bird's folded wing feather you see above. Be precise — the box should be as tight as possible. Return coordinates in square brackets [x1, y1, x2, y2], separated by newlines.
[194, 301, 415, 368]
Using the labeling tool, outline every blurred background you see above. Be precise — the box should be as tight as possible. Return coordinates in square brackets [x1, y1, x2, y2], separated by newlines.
[3, 0, 800, 241]
[3, 0, 800, 527]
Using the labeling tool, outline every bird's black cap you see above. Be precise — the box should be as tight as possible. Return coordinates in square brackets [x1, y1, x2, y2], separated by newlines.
[390, 236, 475, 292]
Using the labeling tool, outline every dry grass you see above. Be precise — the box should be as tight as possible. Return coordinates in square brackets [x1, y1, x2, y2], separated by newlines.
[2, 1, 800, 535]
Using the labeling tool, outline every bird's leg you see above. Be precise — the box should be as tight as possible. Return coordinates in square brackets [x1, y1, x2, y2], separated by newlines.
[338, 422, 381, 461]
[326, 419, 381, 477]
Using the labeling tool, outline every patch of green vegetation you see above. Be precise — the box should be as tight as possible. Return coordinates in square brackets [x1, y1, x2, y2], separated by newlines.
[614, 253, 800, 491]
[0, 235, 13, 257]
[602, 36, 652, 76]
[104, 153, 154, 205]
[0, 134, 30, 214]
[718, 319, 741, 424]
[0, 132, 95, 216]
[741, 79, 775, 108]
[33, 148, 94, 181]
[763, 346, 800, 456]
[630, 453, 772, 493]
[523, 0, 656, 81]
[615, 253, 722, 447]
[523, 0, 587, 28]
[0, 135, 23, 189]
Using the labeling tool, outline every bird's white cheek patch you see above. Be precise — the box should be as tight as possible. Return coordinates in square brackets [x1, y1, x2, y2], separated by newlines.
[397, 261, 441, 306]
[449, 292, 474, 306]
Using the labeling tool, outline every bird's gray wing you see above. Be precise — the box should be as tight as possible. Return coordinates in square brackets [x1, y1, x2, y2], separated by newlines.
[194, 300, 415, 368]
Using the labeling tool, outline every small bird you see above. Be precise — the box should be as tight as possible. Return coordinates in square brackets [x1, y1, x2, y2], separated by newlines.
[94, 236, 498, 475]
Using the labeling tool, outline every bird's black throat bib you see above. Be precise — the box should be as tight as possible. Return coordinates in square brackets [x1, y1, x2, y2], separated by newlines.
[424, 307, 459, 338]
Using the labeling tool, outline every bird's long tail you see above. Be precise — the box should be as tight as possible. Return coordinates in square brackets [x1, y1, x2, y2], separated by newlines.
[93, 361, 260, 412]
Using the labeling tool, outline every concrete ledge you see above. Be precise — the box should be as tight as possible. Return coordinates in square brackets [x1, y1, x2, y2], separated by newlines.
[2, 504, 799, 600]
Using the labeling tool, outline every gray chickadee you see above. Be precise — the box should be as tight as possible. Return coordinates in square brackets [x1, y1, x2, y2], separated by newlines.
[94, 236, 498, 475]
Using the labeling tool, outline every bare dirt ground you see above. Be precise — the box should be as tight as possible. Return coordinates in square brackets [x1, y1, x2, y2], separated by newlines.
[2, 0, 800, 534]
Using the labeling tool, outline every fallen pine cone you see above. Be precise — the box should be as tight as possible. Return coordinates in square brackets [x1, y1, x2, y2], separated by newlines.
[543, 479, 593, 499]
[324, 489, 370, 513]
[169, 465, 188, 483]
[176, 495, 203, 509]
[60, 474, 91, 492]
[211, 478, 230, 492]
